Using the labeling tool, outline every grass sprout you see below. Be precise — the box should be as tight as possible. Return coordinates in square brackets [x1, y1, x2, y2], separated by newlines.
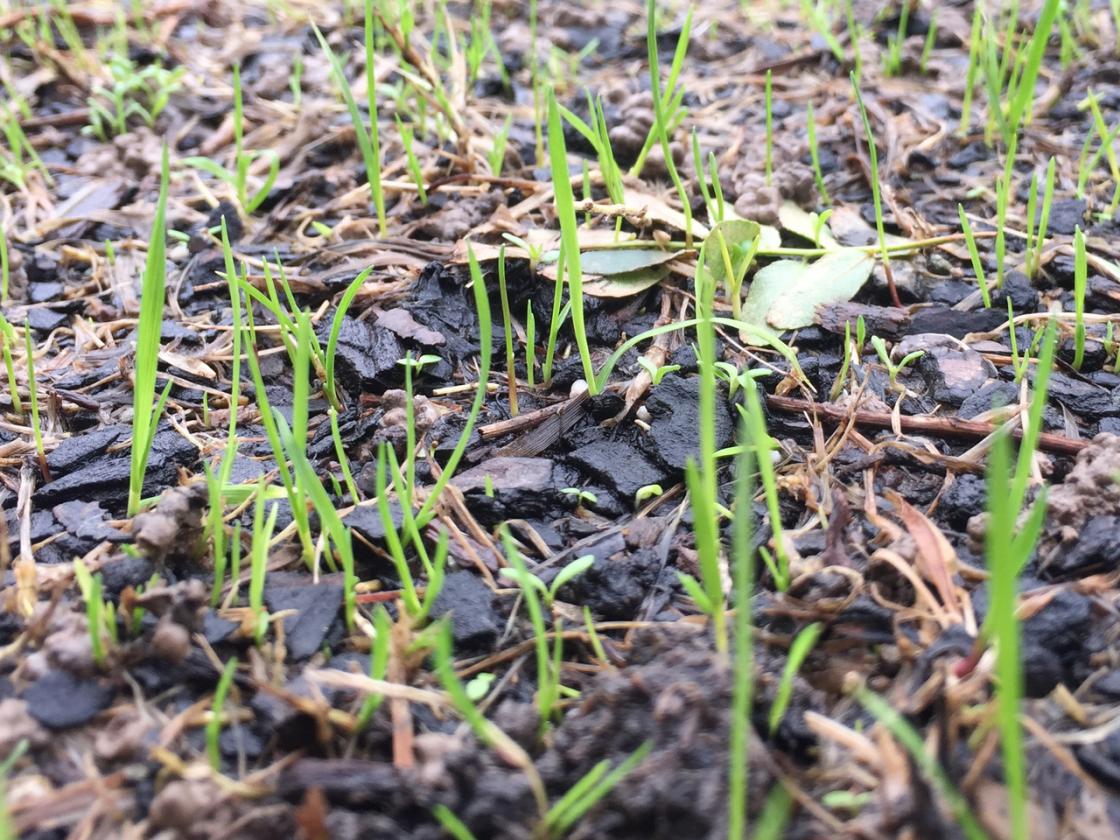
[851, 74, 899, 308]
[314, 9, 386, 235]
[0, 315, 21, 415]
[854, 685, 987, 838]
[728, 422, 756, 840]
[806, 102, 830, 205]
[207, 656, 238, 771]
[958, 204, 991, 308]
[182, 63, 279, 215]
[547, 93, 597, 392]
[128, 145, 173, 517]
[1074, 226, 1087, 370]
[769, 622, 822, 734]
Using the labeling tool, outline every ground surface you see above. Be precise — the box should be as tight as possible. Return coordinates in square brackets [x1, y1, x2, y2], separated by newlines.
[3, 1, 1120, 838]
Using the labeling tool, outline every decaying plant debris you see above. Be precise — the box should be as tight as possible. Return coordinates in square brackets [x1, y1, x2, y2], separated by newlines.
[3, 0, 1120, 838]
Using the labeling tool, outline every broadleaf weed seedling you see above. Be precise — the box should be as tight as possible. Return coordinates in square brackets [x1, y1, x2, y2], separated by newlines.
[85, 52, 183, 141]
[870, 335, 924, 392]
[499, 554, 595, 610]
[128, 146, 174, 517]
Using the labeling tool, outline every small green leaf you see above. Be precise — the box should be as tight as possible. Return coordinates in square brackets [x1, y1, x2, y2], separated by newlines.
[549, 555, 595, 600]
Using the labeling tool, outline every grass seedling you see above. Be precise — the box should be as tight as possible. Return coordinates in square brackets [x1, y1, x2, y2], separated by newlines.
[324, 267, 374, 411]
[248, 480, 278, 644]
[882, 0, 910, 76]
[354, 607, 392, 730]
[433, 806, 478, 840]
[1084, 91, 1120, 214]
[328, 407, 360, 503]
[128, 146, 173, 517]
[245, 326, 313, 561]
[73, 559, 111, 668]
[851, 74, 900, 308]
[432, 621, 548, 810]
[919, 11, 938, 74]
[0, 739, 27, 840]
[375, 446, 422, 618]
[678, 235, 727, 651]
[631, 6, 692, 178]
[497, 246, 518, 416]
[1074, 226, 1087, 370]
[740, 382, 789, 590]
[282, 314, 358, 629]
[207, 656, 238, 771]
[764, 69, 774, 186]
[806, 102, 830, 205]
[183, 63, 279, 215]
[396, 351, 441, 500]
[798, 0, 844, 62]
[23, 322, 48, 480]
[290, 50, 303, 109]
[208, 220, 244, 605]
[546, 94, 596, 392]
[958, 204, 990, 308]
[542, 741, 653, 838]
[0, 315, 21, 415]
[1008, 320, 1056, 536]
[85, 52, 183, 140]
[501, 527, 564, 729]
[645, 0, 695, 246]
[871, 335, 924, 392]
[414, 244, 493, 524]
[959, 7, 982, 137]
[829, 318, 858, 401]
[396, 118, 427, 205]
[488, 115, 512, 176]
[994, 134, 1019, 288]
[0, 224, 8, 304]
[769, 622, 822, 734]
[525, 302, 537, 387]
[727, 425, 755, 840]
[854, 686, 987, 839]
[985, 429, 1028, 840]
[1026, 157, 1056, 279]
[313, 5, 386, 236]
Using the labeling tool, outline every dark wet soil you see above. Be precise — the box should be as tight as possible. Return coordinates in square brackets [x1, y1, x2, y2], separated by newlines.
[4, 1, 1120, 838]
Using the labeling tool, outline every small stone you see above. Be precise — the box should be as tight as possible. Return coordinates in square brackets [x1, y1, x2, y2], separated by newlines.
[21, 671, 114, 729]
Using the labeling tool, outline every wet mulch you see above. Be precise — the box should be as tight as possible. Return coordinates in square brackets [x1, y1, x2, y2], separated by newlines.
[3, 1, 1120, 838]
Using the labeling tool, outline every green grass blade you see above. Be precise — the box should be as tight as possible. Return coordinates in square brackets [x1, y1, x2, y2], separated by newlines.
[128, 144, 170, 516]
